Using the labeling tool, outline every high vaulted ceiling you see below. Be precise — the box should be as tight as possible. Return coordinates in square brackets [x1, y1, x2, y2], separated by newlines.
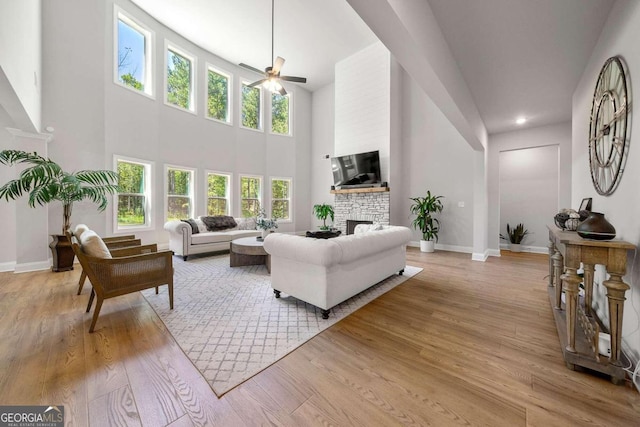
[131, 0, 616, 135]
[129, 0, 377, 92]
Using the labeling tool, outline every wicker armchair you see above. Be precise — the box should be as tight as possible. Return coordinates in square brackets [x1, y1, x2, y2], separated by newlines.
[71, 237, 174, 332]
[76, 235, 144, 295]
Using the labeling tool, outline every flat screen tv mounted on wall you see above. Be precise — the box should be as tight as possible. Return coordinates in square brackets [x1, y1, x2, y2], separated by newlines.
[331, 150, 382, 188]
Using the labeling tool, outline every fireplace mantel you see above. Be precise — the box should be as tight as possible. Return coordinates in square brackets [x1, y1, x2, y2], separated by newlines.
[330, 187, 389, 195]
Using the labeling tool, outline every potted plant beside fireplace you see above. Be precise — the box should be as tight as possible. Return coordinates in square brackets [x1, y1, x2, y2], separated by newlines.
[409, 191, 444, 253]
[313, 203, 334, 231]
[0, 150, 118, 271]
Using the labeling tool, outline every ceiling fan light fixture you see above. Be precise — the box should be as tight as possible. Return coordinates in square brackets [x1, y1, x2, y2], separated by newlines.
[263, 78, 282, 93]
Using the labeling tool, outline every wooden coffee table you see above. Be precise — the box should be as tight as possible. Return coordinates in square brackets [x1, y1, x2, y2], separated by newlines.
[230, 237, 271, 273]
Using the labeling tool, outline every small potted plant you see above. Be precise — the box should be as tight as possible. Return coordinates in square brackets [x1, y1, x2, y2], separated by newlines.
[0, 150, 118, 271]
[313, 203, 334, 231]
[500, 223, 530, 252]
[409, 190, 444, 252]
[256, 208, 278, 240]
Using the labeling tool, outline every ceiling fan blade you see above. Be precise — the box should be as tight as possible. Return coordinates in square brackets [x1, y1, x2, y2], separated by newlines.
[278, 85, 287, 96]
[272, 56, 285, 74]
[281, 75, 307, 84]
[248, 79, 267, 88]
[239, 63, 264, 74]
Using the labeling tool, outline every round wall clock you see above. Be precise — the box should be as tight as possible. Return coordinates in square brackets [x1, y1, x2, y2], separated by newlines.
[589, 56, 630, 196]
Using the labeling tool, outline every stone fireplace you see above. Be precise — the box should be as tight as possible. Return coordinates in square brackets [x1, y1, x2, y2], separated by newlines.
[332, 188, 390, 234]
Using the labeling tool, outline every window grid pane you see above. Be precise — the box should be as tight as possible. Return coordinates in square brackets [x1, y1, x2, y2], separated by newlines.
[208, 70, 229, 121]
[242, 84, 261, 129]
[117, 160, 147, 226]
[117, 19, 146, 91]
[167, 168, 193, 221]
[271, 179, 291, 220]
[240, 177, 261, 217]
[272, 93, 289, 134]
[167, 49, 192, 109]
[207, 173, 230, 216]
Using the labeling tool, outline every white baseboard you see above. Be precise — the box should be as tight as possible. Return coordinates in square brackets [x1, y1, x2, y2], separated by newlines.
[499, 243, 548, 254]
[487, 249, 501, 257]
[408, 241, 473, 254]
[14, 260, 51, 273]
[158, 242, 170, 251]
[472, 251, 489, 262]
[0, 261, 16, 272]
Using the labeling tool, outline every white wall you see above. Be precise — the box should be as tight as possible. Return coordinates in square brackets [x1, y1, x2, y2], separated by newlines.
[335, 41, 391, 181]
[310, 83, 335, 229]
[499, 145, 559, 251]
[0, 0, 41, 132]
[488, 122, 572, 252]
[400, 71, 475, 250]
[572, 0, 640, 362]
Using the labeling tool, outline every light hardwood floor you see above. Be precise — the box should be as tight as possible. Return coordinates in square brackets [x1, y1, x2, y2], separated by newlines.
[1, 249, 639, 426]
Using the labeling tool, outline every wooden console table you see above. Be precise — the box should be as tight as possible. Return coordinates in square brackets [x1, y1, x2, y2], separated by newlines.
[547, 225, 634, 383]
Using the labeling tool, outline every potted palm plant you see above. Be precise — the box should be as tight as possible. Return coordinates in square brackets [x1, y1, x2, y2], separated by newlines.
[500, 223, 530, 252]
[0, 150, 118, 271]
[313, 203, 334, 231]
[409, 191, 444, 252]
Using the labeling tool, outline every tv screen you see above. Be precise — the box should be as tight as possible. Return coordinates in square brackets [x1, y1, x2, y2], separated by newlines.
[331, 150, 381, 187]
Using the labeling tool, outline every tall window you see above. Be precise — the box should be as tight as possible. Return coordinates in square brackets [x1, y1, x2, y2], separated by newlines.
[207, 66, 231, 123]
[241, 82, 262, 130]
[271, 177, 292, 220]
[207, 172, 231, 216]
[115, 7, 153, 96]
[271, 93, 290, 135]
[166, 43, 195, 112]
[114, 156, 152, 230]
[166, 166, 195, 221]
[240, 175, 262, 217]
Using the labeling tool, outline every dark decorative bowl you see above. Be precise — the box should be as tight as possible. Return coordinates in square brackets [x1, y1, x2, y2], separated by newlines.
[554, 213, 569, 230]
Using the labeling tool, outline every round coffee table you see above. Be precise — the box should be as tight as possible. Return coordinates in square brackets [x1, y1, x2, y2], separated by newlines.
[230, 236, 270, 272]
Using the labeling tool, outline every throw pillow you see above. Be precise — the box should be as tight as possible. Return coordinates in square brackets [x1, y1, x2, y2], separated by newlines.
[194, 218, 208, 233]
[181, 218, 199, 234]
[79, 230, 112, 259]
[74, 224, 90, 240]
[200, 215, 238, 231]
[236, 217, 257, 230]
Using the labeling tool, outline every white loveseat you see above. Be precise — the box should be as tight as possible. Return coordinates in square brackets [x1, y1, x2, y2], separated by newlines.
[263, 225, 411, 318]
[164, 218, 260, 260]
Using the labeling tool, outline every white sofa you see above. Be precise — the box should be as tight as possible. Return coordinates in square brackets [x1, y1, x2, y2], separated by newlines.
[164, 218, 260, 260]
[263, 225, 411, 318]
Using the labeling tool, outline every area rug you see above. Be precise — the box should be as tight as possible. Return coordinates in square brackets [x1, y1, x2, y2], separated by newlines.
[142, 253, 421, 396]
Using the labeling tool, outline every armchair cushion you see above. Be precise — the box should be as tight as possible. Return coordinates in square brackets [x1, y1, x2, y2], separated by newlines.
[80, 230, 112, 259]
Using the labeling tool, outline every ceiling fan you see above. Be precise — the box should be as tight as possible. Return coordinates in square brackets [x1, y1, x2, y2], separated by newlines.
[239, 0, 307, 96]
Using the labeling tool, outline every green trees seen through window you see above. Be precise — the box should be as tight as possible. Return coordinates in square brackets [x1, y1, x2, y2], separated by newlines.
[117, 161, 146, 226]
[272, 94, 289, 135]
[240, 176, 261, 217]
[271, 179, 290, 220]
[207, 173, 229, 215]
[208, 70, 229, 121]
[167, 49, 192, 110]
[242, 84, 261, 129]
[167, 168, 192, 221]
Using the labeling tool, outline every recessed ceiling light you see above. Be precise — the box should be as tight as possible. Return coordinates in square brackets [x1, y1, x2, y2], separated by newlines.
[516, 117, 526, 125]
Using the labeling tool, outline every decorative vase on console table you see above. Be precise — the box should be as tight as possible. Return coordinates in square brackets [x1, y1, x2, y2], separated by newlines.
[576, 212, 616, 240]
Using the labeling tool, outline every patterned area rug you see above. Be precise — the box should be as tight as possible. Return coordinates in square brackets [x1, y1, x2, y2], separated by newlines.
[142, 253, 421, 396]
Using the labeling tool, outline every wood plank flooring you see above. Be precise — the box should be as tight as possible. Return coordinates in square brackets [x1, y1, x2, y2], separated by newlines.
[1, 249, 639, 426]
